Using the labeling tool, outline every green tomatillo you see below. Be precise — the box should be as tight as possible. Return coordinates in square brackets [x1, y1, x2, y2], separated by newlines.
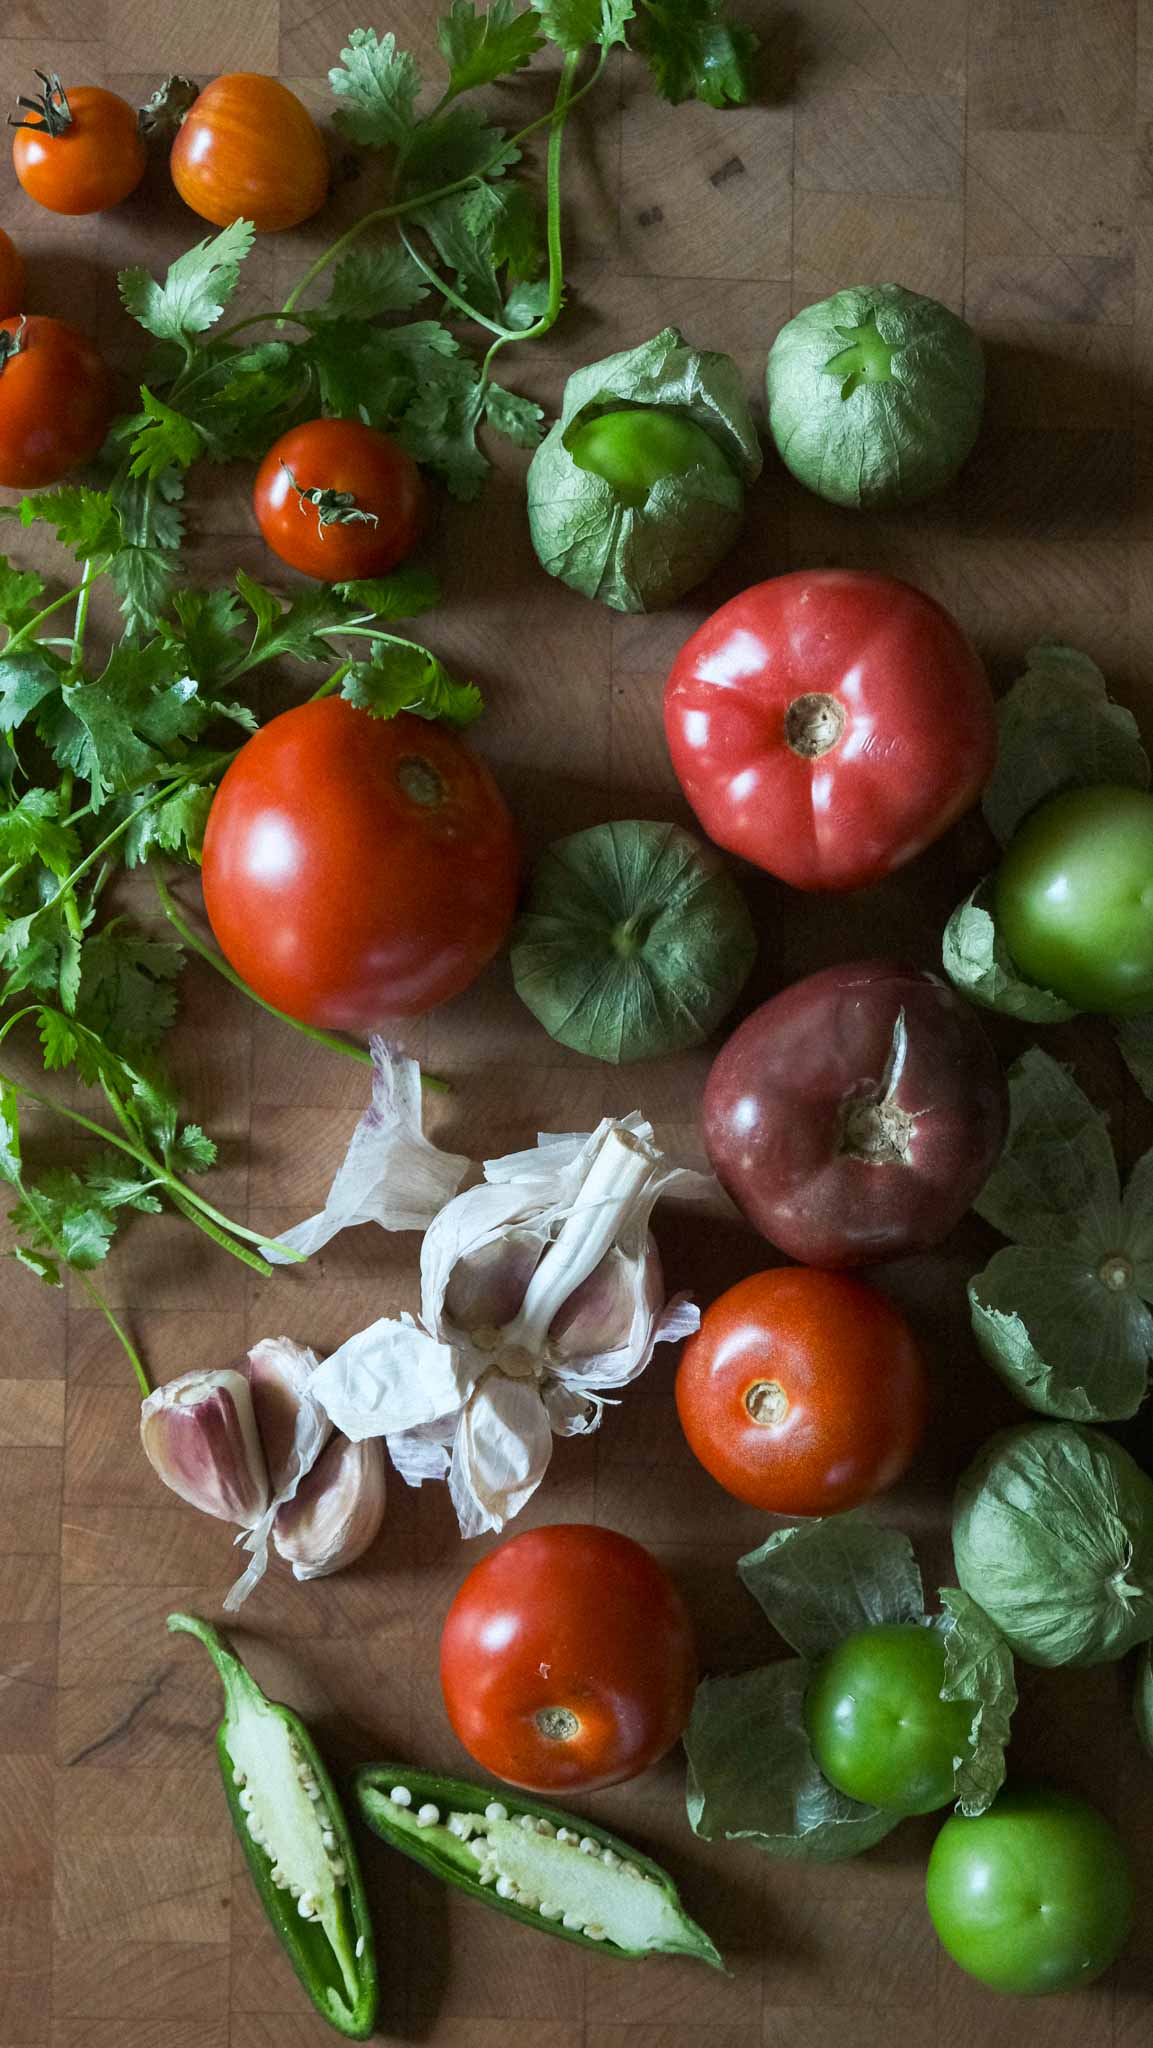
[766, 282, 984, 509]
[526, 327, 762, 612]
[995, 783, 1153, 1014]
[803, 1622, 976, 1816]
[510, 818, 757, 1063]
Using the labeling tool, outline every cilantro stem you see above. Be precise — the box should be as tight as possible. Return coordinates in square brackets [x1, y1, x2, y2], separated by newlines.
[278, 50, 608, 317]
[151, 873, 449, 1094]
[71, 563, 92, 664]
[8, 1160, 151, 1394]
[481, 49, 585, 385]
[3, 569, 101, 655]
[167, 1189, 277, 1277]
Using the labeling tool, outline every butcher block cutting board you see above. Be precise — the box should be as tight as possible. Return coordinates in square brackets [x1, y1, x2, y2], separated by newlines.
[0, 0, 1151, 2044]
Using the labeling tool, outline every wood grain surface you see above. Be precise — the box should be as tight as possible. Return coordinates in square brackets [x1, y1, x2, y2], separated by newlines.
[1, 0, 1152, 2042]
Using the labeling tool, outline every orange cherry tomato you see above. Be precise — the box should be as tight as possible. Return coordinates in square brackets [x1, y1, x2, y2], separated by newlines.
[0, 316, 112, 489]
[675, 1266, 928, 1517]
[440, 1525, 698, 1794]
[11, 78, 146, 215]
[253, 420, 425, 581]
[201, 698, 520, 1030]
[170, 73, 328, 232]
[0, 232, 25, 318]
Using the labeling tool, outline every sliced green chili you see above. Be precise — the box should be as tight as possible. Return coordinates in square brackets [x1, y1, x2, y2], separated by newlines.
[169, 1614, 378, 2039]
[356, 1762, 723, 1968]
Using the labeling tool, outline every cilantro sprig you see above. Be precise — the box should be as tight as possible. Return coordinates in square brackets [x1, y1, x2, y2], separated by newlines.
[108, 0, 756, 576]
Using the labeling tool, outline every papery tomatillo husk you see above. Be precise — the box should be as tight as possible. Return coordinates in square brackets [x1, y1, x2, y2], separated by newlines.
[273, 1433, 387, 1581]
[140, 1368, 270, 1526]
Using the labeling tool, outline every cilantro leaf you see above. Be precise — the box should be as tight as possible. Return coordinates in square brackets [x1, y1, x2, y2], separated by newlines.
[11, 1247, 60, 1286]
[310, 246, 430, 321]
[126, 387, 205, 479]
[155, 342, 312, 463]
[633, 0, 758, 105]
[342, 642, 483, 726]
[0, 651, 62, 735]
[122, 784, 213, 866]
[438, 0, 545, 96]
[0, 1082, 20, 1182]
[169, 1122, 216, 1175]
[399, 104, 520, 190]
[0, 557, 45, 628]
[74, 928, 184, 1057]
[329, 28, 422, 148]
[159, 586, 246, 685]
[540, 0, 633, 52]
[107, 473, 186, 636]
[504, 277, 551, 328]
[485, 380, 545, 447]
[409, 192, 508, 320]
[0, 789, 79, 880]
[18, 486, 123, 559]
[119, 220, 256, 345]
[83, 1155, 164, 1214]
[336, 568, 442, 619]
[234, 572, 356, 666]
[9, 1167, 117, 1269]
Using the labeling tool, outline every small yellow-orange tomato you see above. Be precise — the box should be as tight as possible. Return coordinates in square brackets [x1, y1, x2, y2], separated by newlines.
[170, 73, 329, 233]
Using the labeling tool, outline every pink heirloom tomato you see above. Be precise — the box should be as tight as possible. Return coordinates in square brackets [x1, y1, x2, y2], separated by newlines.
[664, 569, 996, 892]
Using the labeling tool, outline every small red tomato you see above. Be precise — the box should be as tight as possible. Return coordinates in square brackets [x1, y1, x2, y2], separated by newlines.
[676, 1267, 928, 1516]
[201, 698, 519, 1030]
[0, 316, 112, 489]
[664, 569, 996, 892]
[11, 76, 146, 215]
[440, 1525, 698, 1793]
[0, 232, 25, 319]
[171, 73, 328, 232]
[703, 961, 1008, 1266]
[253, 421, 425, 581]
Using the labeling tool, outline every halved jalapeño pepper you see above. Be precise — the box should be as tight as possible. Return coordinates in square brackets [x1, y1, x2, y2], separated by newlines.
[356, 1762, 723, 1967]
[169, 1613, 378, 2039]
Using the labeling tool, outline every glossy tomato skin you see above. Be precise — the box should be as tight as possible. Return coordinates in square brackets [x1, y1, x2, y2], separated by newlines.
[253, 420, 425, 580]
[804, 1624, 974, 1814]
[926, 1788, 1134, 1995]
[664, 569, 995, 892]
[0, 316, 112, 489]
[200, 699, 520, 1031]
[704, 961, 1008, 1266]
[676, 1267, 927, 1515]
[12, 85, 146, 215]
[440, 1524, 698, 1793]
[568, 409, 734, 507]
[0, 232, 25, 318]
[996, 784, 1153, 1014]
[171, 74, 328, 232]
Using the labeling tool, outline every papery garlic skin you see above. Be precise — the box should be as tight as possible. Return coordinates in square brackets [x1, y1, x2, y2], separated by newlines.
[243, 1337, 329, 1493]
[140, 1369, 270, 1526]
[273, 1434, 386, 1581]
[224, 1339, 330, 1614]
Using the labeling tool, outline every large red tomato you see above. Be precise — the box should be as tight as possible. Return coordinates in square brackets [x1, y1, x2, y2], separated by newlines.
[170, 73, 328, 232]
[0, 316, 112, 489]
[201, 699, 520, 1031]
[440, 1525, 698, 1793]
[704, 961, 1008, 1266]
[664, 569, 995, 891]
[676, 1267, 927, 1515]
[253, 421, 425, 581]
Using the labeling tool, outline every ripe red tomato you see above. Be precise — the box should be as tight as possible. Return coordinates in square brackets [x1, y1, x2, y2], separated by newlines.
[676, 1267, 927, 1515]
[253, 422, 425, 581]
[201, 698, 520, 1031]
[0, 232, 24, 319]
[664, 569, 995, 892]
[440, 1525, 698, 1793]
[170, 74, 328, 232]
[0, 316, 112, 489]
[11, 79, 146, 215]
[704, 961, 1008, 1266]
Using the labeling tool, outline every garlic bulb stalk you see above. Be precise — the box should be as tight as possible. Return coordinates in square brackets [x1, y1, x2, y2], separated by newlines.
[500, 1127, 660, 1361]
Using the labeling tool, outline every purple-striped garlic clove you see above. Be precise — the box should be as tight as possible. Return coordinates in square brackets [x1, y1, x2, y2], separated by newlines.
[140, 1369, 270, 1526]
[548, 1237, 664, 1360]
[443, 1229, 544, 1339]
[242, 1336, 328, 1493]
[273, 1433, 386, 1581]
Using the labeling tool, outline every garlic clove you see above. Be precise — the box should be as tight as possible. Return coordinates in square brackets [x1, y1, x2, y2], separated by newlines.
[548, 1239, 663, 1360]
[242, 1337, 328, 1494]
[443, 1228, 544, 1338]
[140, 1369, 270, 1526]
[272, 1433, 386, 1581]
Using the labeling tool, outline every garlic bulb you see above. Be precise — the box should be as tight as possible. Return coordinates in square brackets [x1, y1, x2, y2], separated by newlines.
[140, 1369, 269, 1527]
[310, 1114, 706, 1539]
[273, 1434, 386, 1580]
